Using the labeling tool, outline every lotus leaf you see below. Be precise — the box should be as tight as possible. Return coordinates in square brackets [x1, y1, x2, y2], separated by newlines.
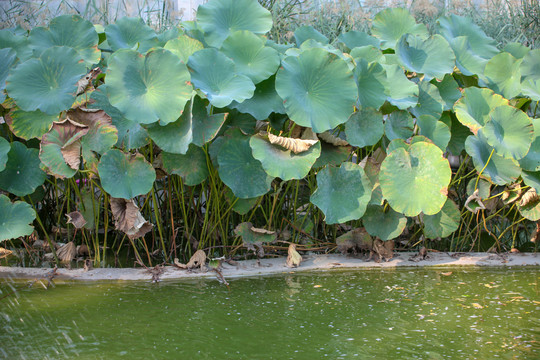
[275, 48, 357, 133]
[345, 108, 384, 148]
[454, 87, 508, 134]
[188, 48, 255, 108]
[157, 27, 181, 46]
[519, 118, 540, 171]
[432, 74, 461, 111]
[396, 34, 455, 80]
[380, 141, 451, 216]
[220, 30, 280, 84]
[386, 138, 409, 153]
[350, 46, 384, 64]
[481, 105, 533, 160]
[230, 75, 286, 120]
[0, 48, 16, 103]
[423, 199, 460, 239]
[371, 8, 428, 50]
[310, 162, 372, 224]
[522, 78, 540, 101]
[0, 195, 36, 241]
[0, 29, 32, 61]
[417, 115, 451, 151]
[0, 142, 47, 197]
[217, 128, 273, 199]
[312, 142, 351, 168]
[234, 222, 276, 253]
[444, 112, 472, 156]
[106, 49, 192, 125]
[249, 134, 320, 180]
[164, 35, 204, 63]
[188, 97, 227, 146]
[465, 133, 521, 185]
[503, 42, 530, 59]
[338, 31, 380, 50]
[97, 149, 156, 199]
[522, 170, 540, 194]
[517, 190, 540, 221]
[520, 49, 540, 80]
[28, 15, 100, 65]
[224, 188, 258, 215]
[0, 137, 9, 172]
[67, 108, 118, 156]
[78, 187, 99, 230]
[383, 64, 419, 109]
[384, 110, 414, 141]
[105, 17, 158, 53]
[146, 101, 192, 155]
[6, 46, 87, 114]
[354, 60, 387, 109]
[294, 26, 329, 46]
[3, 107, 57, 140]
[363, 205, 407, 240]
[466, 178, 491, 199]
[484, 52, 522, 99]
[196, 0, 272, 48]
[110, 197, 153, 240]
[410, 81, 445, 119]
[161, 145, 208, 186]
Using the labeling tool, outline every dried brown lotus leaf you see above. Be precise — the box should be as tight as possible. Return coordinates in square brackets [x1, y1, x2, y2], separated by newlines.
[186, 250, 206, 269]
[57, 241, 76, 262]
[501, 183, 522, 204]
[267, 132, 318, 154]
[0, 247, 13, 259]
[318, 131, 349, 146]
[67, 107, 113, 128]
[66, 211, 87, 229]
[464, 189, 486, 213]
[61, 141, 82, 170]
[42, 118, 89, 170]
[286, 243, 302, 268]
[519, 187, 539, 207]
[110, 197, 153, 240]
[301, 127, 318, 141]
[250, 226, 276, 235]
[76, 67, 102, 96]
[173, 258, 188, 269]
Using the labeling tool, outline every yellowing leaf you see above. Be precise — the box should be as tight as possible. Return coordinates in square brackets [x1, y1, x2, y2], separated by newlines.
[267, 132, 318, 154]
[472, 303, 484, 309]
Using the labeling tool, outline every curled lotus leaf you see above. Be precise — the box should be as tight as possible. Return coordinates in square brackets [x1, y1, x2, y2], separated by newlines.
[97, 149, 156, 199]
[0, 29, 32, 61]
[275, 48, 357, 133]
[310, 162, 372, 224]
[423, 199, 460, 239]
[234, 222, 276, 256]
[104, 17, 158, 53]
[191, 96, 228, 146]
[444, 112, 472, 156]
[345, 108, 384, 148]
[371, 8, 428, 50]
[106, 48, 192, 125]
[0, 142, 47, 197]
[188, 48, 255, 108]
[383, 64, 419, 109]
[363, 204, 407, 241]
[380, 141, 451, 216]
[6, 46, 87, 114]
[484, 52, 522, 99]
[164, 35, 204, 63]
[196, 0, 272, 48]
[517, 188, 540, 221]
[519, 118, 540, 171]
[385, 110, 414, 141]
[432, 74, 461, 111]
[0, 48, 16, 103]
[146, 101, 192, 155]
[28, 15, 100, 65]
[266, 133, 318, 154]
[110, 197, 153, 240]
[66, 108, 118, 155]
[161, 144, 209, 186]
[0, 137, 9, 172]
[66, 211, 87, 229]
[409, 81, 445, 119]
[0, 195, 36, 241]
[454, 87, 508, 135]
[354, 60, 387, 110]
[294, 25, 329, 46]
[40, 118, 89, 178]
[286, 244, 302, 268]
[318, 131, 349, 147]
[230, 75, 286, 121]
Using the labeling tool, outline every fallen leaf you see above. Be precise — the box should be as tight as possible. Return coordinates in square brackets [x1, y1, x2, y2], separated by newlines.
[66, 211, 87, 229]
[472, 303, 484, 309]
[110, 198, 153, 240]
[286, 243, 302, 268]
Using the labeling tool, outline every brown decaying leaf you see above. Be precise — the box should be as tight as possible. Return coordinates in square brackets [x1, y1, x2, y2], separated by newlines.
[76, 67, 102, 96]
[531, 221, 540, 243]
[464, 189, 486, 213]
[77, 244, 89, 257]
[266, 132, 318, 154]
[57, 241, 76, 262]
[519, 187, 539, 207]
[318, 131, 349, 146]
[250, 226, 276, 235]
[0, 247, 13, 259]
[286, 243, 302, 268]
[67, 107, 113, 128]
[41, 118, 89, 172]
[173, 250, 207, 270]
[66, 211, 87, 229]
[110, 198, 153, 240]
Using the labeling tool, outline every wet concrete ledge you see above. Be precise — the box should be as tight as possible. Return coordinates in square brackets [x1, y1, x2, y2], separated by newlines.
[0, 252, 538, 282]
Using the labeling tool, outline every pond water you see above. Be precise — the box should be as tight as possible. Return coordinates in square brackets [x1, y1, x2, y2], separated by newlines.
[1, 267, 539, 359]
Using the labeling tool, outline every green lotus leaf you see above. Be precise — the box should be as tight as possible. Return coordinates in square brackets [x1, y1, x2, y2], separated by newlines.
[0, 137, 9, 172]
[363, 204, 407, 240]
[503, 42, 530, 59]
[519, 118, 540, 171]
[517, 190, 540, 221]
[28, 15, 100, 65]
[221, 30, 280, 84]
[442, 112, 472, 156]
[146, 101, 192, 154]
[0, 142, 47, 197]
[383, 64, 419, 109]
[432, 74, 461, 111]
[217, 128, 274, 198]
[66, 108, 118, 155]
[417, 115, 451, 151]
[310, 162, 372, 224]
[230, 75, 286, 120]
[299, 41, 351, 65]
[312, 142, 351, 168]
[481, 105, 533, 160]
[40, 119, 89, 178]
[520, 49, 540, 80]
[350, 46, 384, 64]
[464, 133, 521, 185]
[191, 96, 228, 146]
[3, 107, 56, 141]
[0, 48, 16, 103]
[196, 0, 272, 48]
[396, 34, 455, 81]
[188, 48, 255, 108]
[338, 31, 380, 50]
[371, 8, 428, 50]
[249, 135, 321, 180]
[423, 198, 460, 239]
[0, 195, 36, 241]
[380, 141, 451, 216]
[522, 78, 540, 101]
[221, 109, 257, 134]
[106, 48, 192, 125]
[363, 155, 384, 206]
[294, 25, 329, 46]
[224, 188, 258, 215]
[522, 170, 540, 194]
[345, 108, 384, 148]
[275, 48, 357, 133]
[484, 52, 522, 99]
[410, 81, 445, 119]
[454, 87, 508, 134]
[386, 138, 409, 153]
[354, 59, 387, 109]
[97, 149, 156, 199]
[105, 17, 158, 53]
[0, 29, 32, 61]
[161, 144, 209, 186]
[234, 222, 276, 248]
[164, 34, 204, 63]
[385, 110, 414, 141]
[6, 46, 86, 114]
[157, 27, 181, 46]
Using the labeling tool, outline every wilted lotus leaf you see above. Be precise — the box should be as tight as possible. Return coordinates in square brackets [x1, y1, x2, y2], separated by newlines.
[66, 211, 87, 229]
[423, 199, 460, 239]
[310, 162, 372, 224]
[98, 150, 155, 199]
[188, 48, 255, 108]
[28, 15, 100, 65]
[164, 35, 203, 63]
[383, 64, 419, 109]
[196, 0, 272, 48]
[75, 67, 101, 96]
[276, 48, 357, 133]
[318, 131, 349, 146]
[110, 197, 153, 240]
[286, 244, 302, 268]
[234, 222, 276, 257]
[146, 100, 192, 155]
[161, 144, 209, 186]
[191, 96, 228, 146]
[380, 141, 451, 216]
[454, 87, 508, 135]
[501, 183, 523, 205]
[385, 110, 414, 141]
[4, 108, 58, 140]
[0, 247, 12, 259]
[363, 205, 407, 240]
[67, 108, 118, 156]
[57, 241, 76, 262]
[6, 46, 87, 114]
[410, 81, 445, 119]
[0, 142, 47, 197]
[0, 48, 16, 103]
[267, 133, 318, 154]
[105, 17, 158, 53]
[0, 194, 36, 241]
[0, 137, 9, 172]
[484, 52, 522, 99]
[40, 118, 89, 178]
[518, 188, 540, 220]
[230, 75, 286, 121]
[464, 189, 486, 213]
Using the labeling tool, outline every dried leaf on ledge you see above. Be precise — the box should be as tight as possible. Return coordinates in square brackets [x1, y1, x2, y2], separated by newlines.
[286, 243, 302, 268]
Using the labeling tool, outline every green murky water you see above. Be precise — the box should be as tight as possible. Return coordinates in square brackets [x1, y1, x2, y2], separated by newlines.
[1, 268, 539, 359]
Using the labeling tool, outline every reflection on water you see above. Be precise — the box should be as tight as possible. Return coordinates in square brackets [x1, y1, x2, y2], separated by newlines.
[0, 268, 539, 359]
